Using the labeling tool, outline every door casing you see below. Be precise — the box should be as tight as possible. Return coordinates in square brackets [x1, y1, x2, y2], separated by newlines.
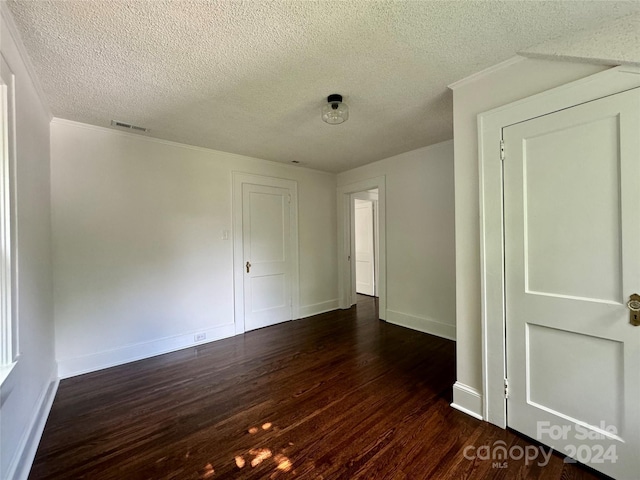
[478, 65, 640, 428]
[232, 173, 299, 334]
[337, 177, 386, 318]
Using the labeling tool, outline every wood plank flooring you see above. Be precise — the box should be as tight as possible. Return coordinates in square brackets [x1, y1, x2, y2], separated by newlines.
[29, 296, 607, 480]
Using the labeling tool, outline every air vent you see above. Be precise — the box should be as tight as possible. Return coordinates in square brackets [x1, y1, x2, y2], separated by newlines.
[110, 120, 149, 133]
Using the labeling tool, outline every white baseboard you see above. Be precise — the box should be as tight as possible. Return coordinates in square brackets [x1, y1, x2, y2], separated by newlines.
[298, 299, 339, 319]
[451, 381, 484, 420]
[386, 309, 456, 341]
[58, 300, 342, 379]
[58, 323, 236, 379]
[8, 366, 59, 480]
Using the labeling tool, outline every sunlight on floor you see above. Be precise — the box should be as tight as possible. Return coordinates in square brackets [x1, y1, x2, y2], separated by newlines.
[201, 463, 215, 478]
[232, 422, 296, 477]
[275, 453, 293, 472]
[249, 447, 273, 467]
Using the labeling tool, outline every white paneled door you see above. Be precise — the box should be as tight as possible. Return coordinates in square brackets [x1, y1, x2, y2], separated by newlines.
[504, 88, 640, 479]
[355, 199, 375, 296]
[242, 183, 292, 331]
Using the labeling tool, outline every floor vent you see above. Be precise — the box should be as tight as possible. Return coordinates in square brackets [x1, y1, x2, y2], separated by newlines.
[110, 120, 149, 133]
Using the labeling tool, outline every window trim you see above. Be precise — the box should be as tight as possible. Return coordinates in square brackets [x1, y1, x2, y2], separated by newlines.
[0, 53, 18, 382]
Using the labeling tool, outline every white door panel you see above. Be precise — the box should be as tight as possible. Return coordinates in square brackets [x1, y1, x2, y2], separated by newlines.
[243, 184, 292, 331]
[504, 88, 640, 479]
[355, 199, 375, 296]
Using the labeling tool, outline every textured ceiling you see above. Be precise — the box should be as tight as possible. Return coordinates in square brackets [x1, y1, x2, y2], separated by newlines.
[523, 12, 640, 66]
[6, 1, 640, 173]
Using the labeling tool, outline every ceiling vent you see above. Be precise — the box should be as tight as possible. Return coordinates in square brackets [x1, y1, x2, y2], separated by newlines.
[110, 120, 149, 133]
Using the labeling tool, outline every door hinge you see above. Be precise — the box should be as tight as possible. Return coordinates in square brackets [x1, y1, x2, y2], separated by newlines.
[287, 194, 291, 204]
[500, 139, 505, 161]
[504, 378, 509, 399]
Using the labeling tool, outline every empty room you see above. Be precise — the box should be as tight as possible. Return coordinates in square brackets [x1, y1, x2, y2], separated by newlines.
[1, 1, 639, 479]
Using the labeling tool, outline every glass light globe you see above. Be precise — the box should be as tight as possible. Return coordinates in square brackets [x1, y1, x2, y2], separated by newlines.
[322, 95, 349, 124]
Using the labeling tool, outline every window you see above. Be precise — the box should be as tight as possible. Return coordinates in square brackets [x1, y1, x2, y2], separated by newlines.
[0, 53, 17, 380]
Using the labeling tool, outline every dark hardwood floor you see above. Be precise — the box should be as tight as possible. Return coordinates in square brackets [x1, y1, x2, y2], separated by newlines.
[29, 296, 606, 480]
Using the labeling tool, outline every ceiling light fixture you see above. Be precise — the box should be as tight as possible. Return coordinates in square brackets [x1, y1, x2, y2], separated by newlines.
[321, 94, 349, 125]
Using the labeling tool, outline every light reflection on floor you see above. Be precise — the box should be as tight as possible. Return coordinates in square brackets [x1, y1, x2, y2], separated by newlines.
[201, 421, 295, 478]
[201, 462, 215, 478]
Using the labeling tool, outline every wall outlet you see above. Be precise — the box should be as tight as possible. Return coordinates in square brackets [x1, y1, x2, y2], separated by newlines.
[194, 333, 206, 342]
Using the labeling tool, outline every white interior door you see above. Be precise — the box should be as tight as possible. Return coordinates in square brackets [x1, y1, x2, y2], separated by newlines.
[504, 88, 640, 479]
[242, 183, 292, 331]
[355, 199, 375, 296]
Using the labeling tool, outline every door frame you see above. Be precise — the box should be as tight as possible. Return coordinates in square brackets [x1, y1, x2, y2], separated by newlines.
[337, 177, 386, 319]
[232, 173, 300, 334]
[478, 65, 640, 428]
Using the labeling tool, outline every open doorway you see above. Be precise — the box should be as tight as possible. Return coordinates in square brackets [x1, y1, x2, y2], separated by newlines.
[337, 176, 386, 319]
[353, 190, 379, 298]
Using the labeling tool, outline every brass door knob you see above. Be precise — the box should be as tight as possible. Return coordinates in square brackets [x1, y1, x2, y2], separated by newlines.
[628, 294, 640, 326]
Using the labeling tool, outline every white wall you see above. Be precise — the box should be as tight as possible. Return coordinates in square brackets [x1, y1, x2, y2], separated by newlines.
[338, 140, 456, 340]
[51, 119, 338, 377]
[451, 57, 609, 416]
[0, 7, 57, 480]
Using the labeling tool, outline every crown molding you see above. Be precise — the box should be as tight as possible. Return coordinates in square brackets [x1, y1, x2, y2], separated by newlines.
[448, 56, 525, 90]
